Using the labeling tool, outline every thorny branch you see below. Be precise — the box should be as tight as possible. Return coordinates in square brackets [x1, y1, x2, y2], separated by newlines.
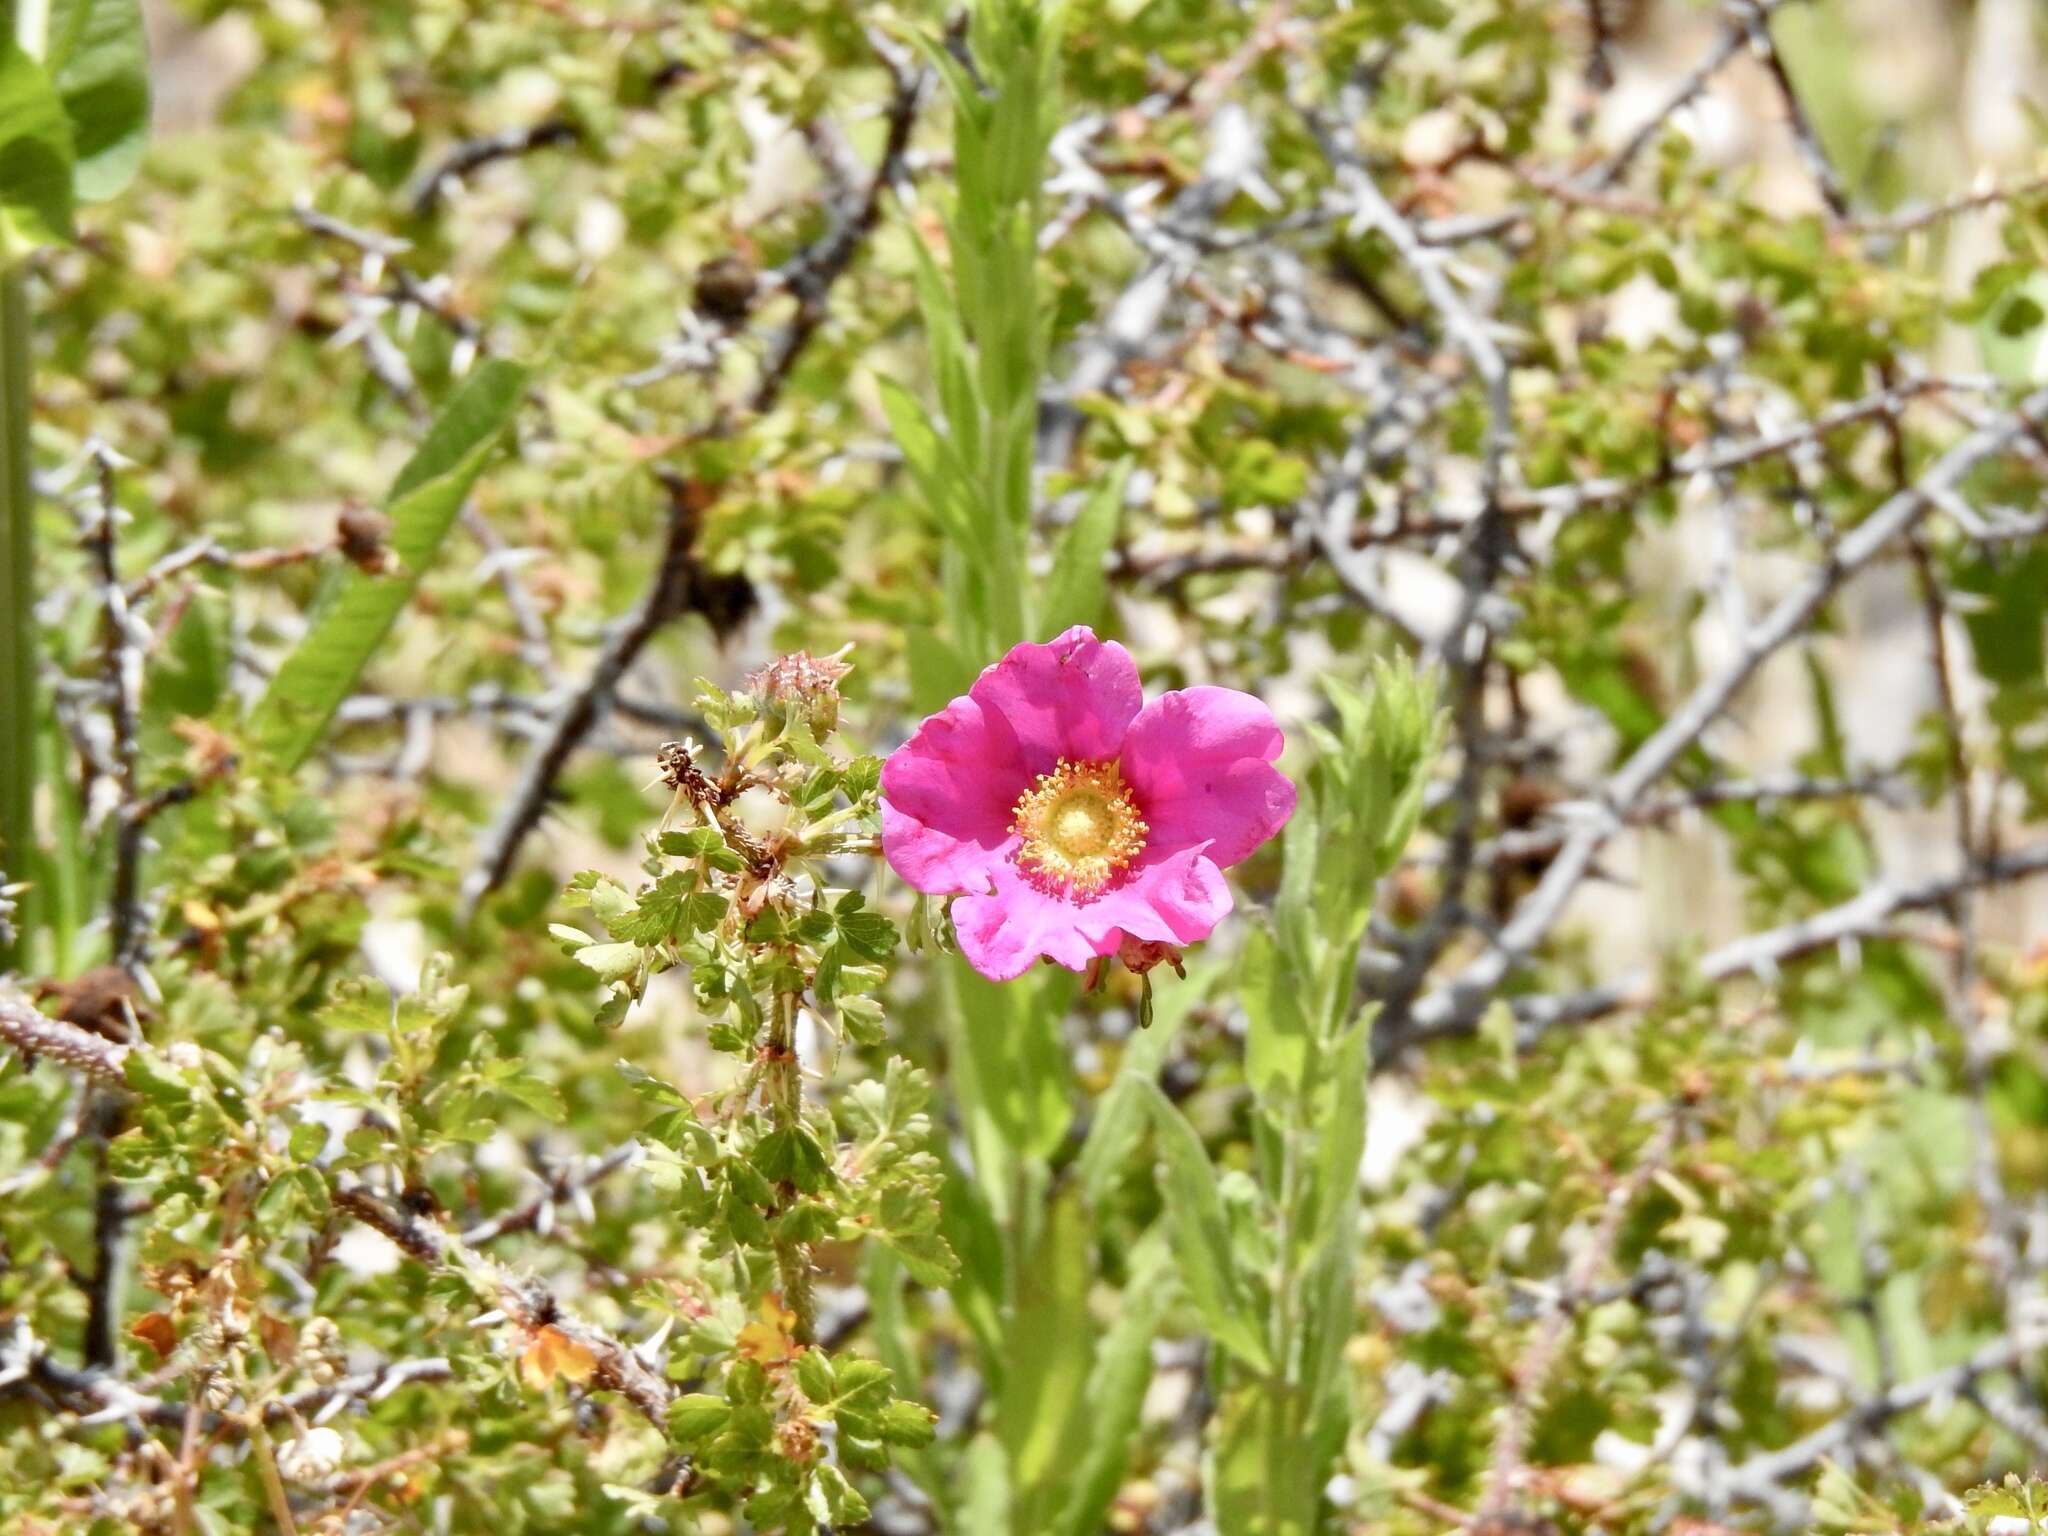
[1390, 384, 2048, 1047]
[333, 1183, 676, 1428]
[459, 37, 923, 915]
[1028, 23, 2048, 1520]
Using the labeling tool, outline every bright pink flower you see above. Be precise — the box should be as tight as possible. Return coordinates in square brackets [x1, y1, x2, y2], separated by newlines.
[880, 626, 1294, 981]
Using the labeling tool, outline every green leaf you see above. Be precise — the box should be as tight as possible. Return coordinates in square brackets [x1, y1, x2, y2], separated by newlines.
[810, 1464, 870, 1526]
[45, 0, 148, 201]
[752, 1126, 833, 1192]
[906, 625, 974, 713]
[123, 1046, 190, 1105]
[1137, 1080, 1272, 1372]
[287, 1120, 329, 1162]
[836, 905, 899, 962]
[1242, 926, 1313, 1105]
[609, 869, 695, 944]
[1298, 1026, 1367, 1458]
[831, 1356, 893, 1405]
[144, 587, 225, 718]
[492, 1070, 566, 1121]
[1040, 462, 1128, 635]
[667, 1393, 730, 1445]
[572, 941, 642, 983]
[248, 360, 527, 768]
[959, 1433, 1013, 1536]
[1207, 1380, 1319, 1536]
[254, 1167, 328, 1229]
[876, 1398, 938, 1447]
[1050, 1230, 1172, 1536]
[1982, 272, 2048, 384]
[1077, 956, 1216, 1209]
[0, 43, 76, 253]
[959, 960, 1074, 1164]
[1956, 546, 2048, 686]
[1306, 1023, 1368, 1254]
[794, 1347, 835, 1404]
[999, 1188, 1095, 1530]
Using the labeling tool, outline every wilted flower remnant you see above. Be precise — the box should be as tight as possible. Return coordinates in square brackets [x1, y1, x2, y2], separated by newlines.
[748, 645, 854, 740]
[880, 626, 1294, 981]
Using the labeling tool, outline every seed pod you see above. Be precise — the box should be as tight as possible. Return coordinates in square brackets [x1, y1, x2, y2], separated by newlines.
[692, 254, 758, 323]
[336, 506, 396, 574]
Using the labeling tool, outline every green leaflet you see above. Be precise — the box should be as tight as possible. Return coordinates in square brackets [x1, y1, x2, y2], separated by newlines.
[45, 0, 148, 200]
[0, 42, 75, 252]
[1298, 1024, 1368, 1464]
[951, 958, 1076, 1180]
[249, 360, 527, 768]
[959, 1432, 1013, 1536]
[887, 0, 1058, 660]
[1242, 923, 1314, 1106]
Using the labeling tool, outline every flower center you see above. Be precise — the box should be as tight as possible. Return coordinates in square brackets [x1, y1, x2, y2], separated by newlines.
[1012, 758, 1147, 894]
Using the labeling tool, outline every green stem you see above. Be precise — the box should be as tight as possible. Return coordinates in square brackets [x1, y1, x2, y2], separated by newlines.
[766, 988, 816, 1343]
[0, 263, 36, 968]
[245, 1416, 301, 1536]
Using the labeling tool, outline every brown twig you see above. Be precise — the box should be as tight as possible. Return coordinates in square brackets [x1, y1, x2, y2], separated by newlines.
[409, 121, 582, 216]
[1729, 0, 1851, 218]
[458, 37, 920, 912]
[333, 1183, 675, 1427]
[748, 30, 921, 414]
[0, 992, 129, 1083]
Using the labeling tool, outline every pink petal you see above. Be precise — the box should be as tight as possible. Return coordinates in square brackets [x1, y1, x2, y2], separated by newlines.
[952, 863, 1116, 981]
[968, 625, 1142, 774]
[1119, 687, 1295, 869]
[949, 845, 1232, 981]
[880, 693, 1030, 895]
[1084, 845, 1233, 948]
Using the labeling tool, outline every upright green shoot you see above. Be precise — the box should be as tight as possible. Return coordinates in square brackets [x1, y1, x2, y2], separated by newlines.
[1146, 658, 1443, 1536]
[885, 0, 1065, 686]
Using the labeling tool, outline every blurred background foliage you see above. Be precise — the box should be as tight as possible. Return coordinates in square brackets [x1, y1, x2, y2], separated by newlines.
[7, 0, 2048, 1533]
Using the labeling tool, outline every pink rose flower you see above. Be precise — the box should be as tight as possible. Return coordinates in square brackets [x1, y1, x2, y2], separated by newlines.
[880, 626, 1295, 981]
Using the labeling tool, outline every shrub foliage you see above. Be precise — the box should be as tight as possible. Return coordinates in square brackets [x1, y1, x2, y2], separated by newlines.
[5, 2, 2048, 1533]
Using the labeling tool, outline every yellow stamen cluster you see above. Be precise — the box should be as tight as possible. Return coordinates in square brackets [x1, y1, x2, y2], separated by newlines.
[1011, 758, 1148, 895]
